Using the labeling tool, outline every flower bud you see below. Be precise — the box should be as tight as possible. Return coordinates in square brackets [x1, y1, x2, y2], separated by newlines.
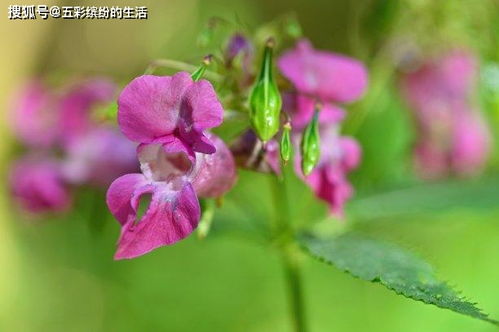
[249, 38, 282, 142]
[226, 33, 251, 62]
[283, 15, 302, 39]
[191, 55, 213, 82]
[300, 104, 321, 175]
[280, 122, 292, 164]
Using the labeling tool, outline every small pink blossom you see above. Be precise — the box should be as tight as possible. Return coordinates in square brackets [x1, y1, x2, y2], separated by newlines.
[117, 72, 224, 159]
[10, 156, 71, 213]
[400, 51, 490, 178]
[10, 81, 58, 148]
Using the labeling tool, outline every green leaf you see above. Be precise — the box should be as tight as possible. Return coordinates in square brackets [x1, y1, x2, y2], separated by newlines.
[348, 178, 499, 221]
[299, 233, 498, 324]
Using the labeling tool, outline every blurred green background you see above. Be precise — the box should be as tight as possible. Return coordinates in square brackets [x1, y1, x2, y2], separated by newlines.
[1, 0, 498, 331]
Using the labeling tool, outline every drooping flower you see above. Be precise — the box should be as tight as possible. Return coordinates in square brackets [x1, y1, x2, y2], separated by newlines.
[400, 50, 490, 179]
[106, 134, 235, 260]
[10, 156, 71, 214]
[278, 39, 368, 104]
[10, 81, 58, 148]
[117, 72, 224, 158]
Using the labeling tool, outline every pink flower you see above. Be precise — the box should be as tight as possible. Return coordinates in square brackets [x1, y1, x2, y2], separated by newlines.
[451, 110, 490, 176]
[412, 105, 490, 179]
[106, 134, 235, 260]
[10, 156, 71, 213]
[278, 39, 368, 104]
[59, 79, 116, 145]
[10, 81, 58, 148]
[117, 72, 224, 159]
[401, 50, 477, 113]
[62, 127, 139, 187]
[297, 127, 361, 216]
[400, 51, 490, 179]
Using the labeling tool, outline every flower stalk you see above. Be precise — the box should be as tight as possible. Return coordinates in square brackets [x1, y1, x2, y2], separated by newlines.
[270, 173, 307, 332]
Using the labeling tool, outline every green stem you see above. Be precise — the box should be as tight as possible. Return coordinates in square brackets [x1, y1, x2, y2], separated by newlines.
[282, 249, 307, 332]
[269, 174, 307, 332]
[144, 58, 222, 82]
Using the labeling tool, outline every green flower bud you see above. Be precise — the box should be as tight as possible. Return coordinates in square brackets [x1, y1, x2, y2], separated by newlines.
[280, 122, 292, 165]
[249, 38, 282, 142]
[191, 55, 212, 82]
[300, 106, 321, 176]
[283, 15, 302, 39]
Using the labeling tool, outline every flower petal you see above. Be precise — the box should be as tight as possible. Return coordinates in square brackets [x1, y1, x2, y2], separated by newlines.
[137, 142, 194, 181]
[10, 156, 71, 213]
[284, 93, 345, 130]
[181, 79, 224, 131]
[278, 39, 368, 103]
[106, 173, 149, 225]
[191, 134, 237, 197]
[114, 180, 200, 260]
[118, 72, 192, 143]
[338, 137, 362, 171]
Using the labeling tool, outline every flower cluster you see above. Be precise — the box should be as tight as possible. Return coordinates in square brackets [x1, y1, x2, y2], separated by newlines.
[9, 79, 138, 214]
[400, 50, 490, 179]
[276, 39, 367, 216]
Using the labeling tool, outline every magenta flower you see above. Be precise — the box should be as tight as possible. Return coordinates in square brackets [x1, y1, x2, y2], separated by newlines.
[451, 110, 490, 176]
[10, 156, 71, 214]
[400, 51, 490, 179]
[106, 134, 235, 260]
[10, 81, 58, 148]
[117, 72, 224, 159]
[59, 79, 116, 145]
[62, 127, 139, 187]
[401, 50, 477, 113]
[297, 127, 361, 216]
[278, 39, 368, 104]
[412, 104, 490, 179]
